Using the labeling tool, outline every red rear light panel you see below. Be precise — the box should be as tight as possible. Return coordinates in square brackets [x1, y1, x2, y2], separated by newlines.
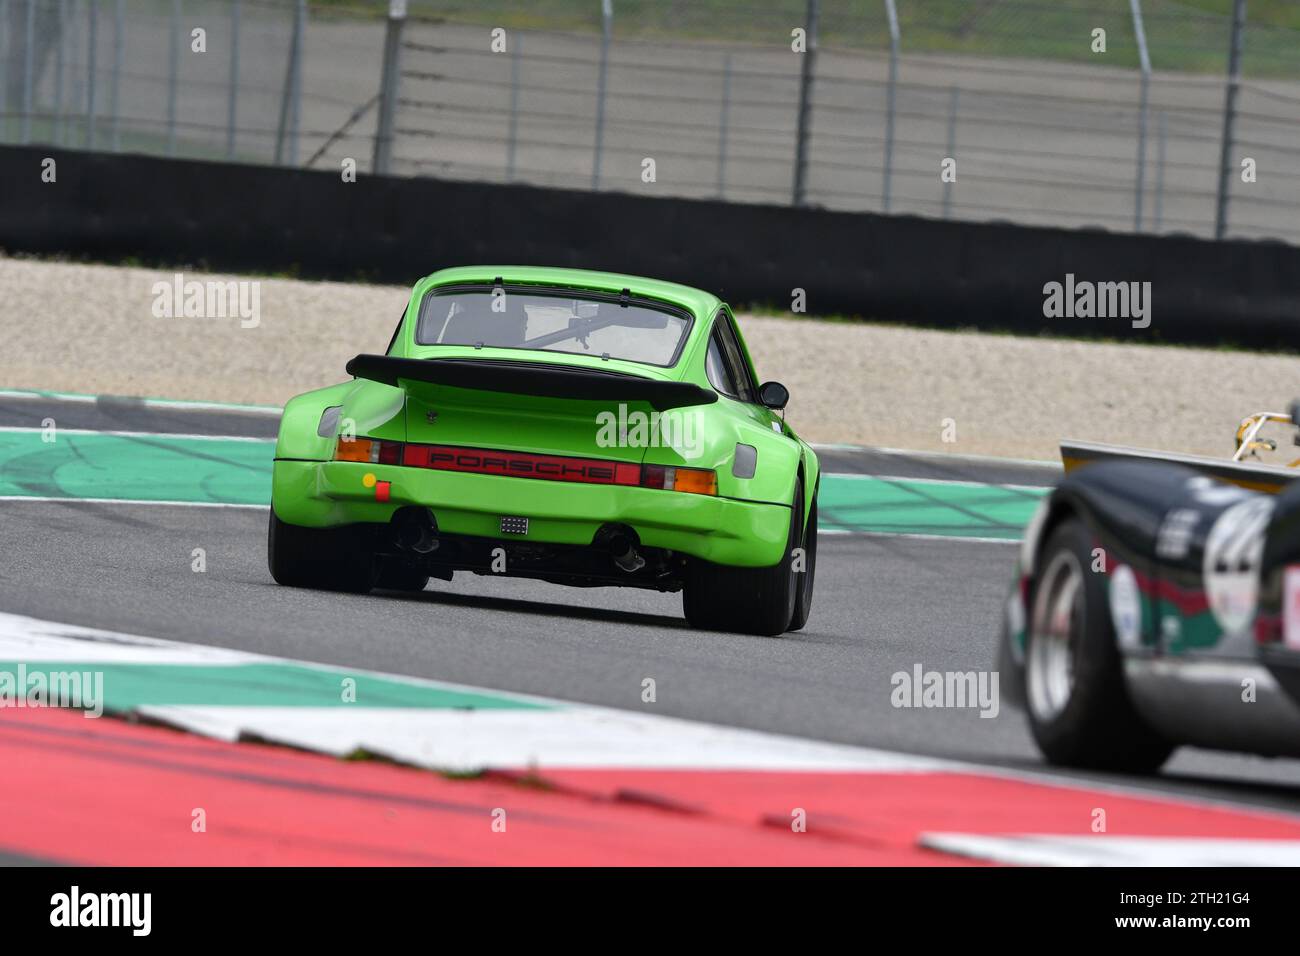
[338, 438, 717, 494]
[402, 444, 642, 487]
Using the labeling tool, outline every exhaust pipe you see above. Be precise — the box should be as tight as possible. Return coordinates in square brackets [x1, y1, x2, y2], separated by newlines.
[394, 507, 439, 554]
[596, 524, 644, 573]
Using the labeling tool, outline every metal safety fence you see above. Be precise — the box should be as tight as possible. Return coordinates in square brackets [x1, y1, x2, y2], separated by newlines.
[2, 0, 1297, 244]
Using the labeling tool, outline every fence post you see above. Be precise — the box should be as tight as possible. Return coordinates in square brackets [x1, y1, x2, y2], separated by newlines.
[0, 0, 7, 143]
[20, 0, 32, 144]
[275, 0, 306, 166]
[110, 0, 121, 150]
[167, 0, 178, 155]
[1214, 0, 1246, 240]
[370, 0, 405, 175]
[591, 0, 612, 189]
[942, 86, 957, 219]
[86, 0, 98, 148]
[0, 0, 6, 144]
[1129, 0, 1151, 231]
[717, 51, 731, 199]
[791, 0, 819, 206]
[506, 31, 520, 180]
[289, 0, 304, 164]
[1154, 110, 1166, 231]
[227, 0, 239, 159]
[882, 0, 899, 212]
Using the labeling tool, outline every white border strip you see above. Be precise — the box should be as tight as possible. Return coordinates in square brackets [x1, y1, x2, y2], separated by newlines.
[825, 472, 1049, 493]
[819, 528, 1019, 544]
[813, 442, 1061, 470]
[918, 832, 1300, 867]
[0, 426, 272, 442]
[0, 388, 283, 416]
[0, 497, 1020, 539]
[0, 496, 266, 509]
[0, 497, 1021, 537]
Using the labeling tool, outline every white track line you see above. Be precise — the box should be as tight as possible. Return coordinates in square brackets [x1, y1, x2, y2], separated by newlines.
[820, 529, 1019, 544]
[145, 705, 949, 773]
[826, 472, 1049, 492]
[813, 442, 1060, 470]
[0, 389, 282, 416]
[0, 497, 1017, 535]
[918, 832, 1300, 867]
[0, 426, 272, 442]
[0, 496, 266, 509]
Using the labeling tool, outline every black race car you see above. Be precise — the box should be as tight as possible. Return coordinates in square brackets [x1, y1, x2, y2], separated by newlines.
[998, 409, 1300, 772]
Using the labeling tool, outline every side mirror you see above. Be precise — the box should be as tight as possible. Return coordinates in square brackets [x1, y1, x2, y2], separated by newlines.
[758, 381, 789, 410]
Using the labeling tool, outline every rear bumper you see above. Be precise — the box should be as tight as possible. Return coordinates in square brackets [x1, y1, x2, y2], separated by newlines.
[1124, 656, 1300, 758]
[271, 459, 790, 567]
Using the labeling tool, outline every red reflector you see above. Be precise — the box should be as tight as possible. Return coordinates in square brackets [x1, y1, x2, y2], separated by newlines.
[402, 444, 640, 486]
[375, 480, 391, 503]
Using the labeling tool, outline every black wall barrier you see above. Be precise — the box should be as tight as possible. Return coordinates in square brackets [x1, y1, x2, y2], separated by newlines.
[2, 145, 1297, 348]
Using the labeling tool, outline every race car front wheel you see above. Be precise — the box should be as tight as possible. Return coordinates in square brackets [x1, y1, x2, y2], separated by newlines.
[683, 478, 804, 637]
[1024, 518, 1172, 772]
[267, 508, 377, 594]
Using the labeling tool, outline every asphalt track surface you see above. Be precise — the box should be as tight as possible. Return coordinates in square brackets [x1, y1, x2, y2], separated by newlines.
[4, 395, 1300, 818]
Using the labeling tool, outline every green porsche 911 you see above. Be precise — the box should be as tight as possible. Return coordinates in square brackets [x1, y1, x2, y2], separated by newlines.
[269, 266, 819, 636]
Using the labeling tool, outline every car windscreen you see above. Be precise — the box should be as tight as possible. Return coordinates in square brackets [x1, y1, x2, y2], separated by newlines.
[415, 290, 691, 367]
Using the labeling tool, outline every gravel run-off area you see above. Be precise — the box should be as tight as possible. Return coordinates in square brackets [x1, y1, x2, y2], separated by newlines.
[4, 255, 1298, 463]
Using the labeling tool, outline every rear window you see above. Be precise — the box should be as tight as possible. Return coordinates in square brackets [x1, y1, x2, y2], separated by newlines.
[415, 290, 690, 367]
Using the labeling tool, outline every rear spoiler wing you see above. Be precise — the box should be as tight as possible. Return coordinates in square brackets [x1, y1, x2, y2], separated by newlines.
[346, 354, 718, 411]
[1061, 439, 1298, 495]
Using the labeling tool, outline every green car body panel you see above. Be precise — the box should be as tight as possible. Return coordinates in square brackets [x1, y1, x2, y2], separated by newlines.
[271, 266, 819, 569]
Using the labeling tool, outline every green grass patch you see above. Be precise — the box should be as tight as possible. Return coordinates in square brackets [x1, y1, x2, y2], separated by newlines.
[314, 0, 1300, 75]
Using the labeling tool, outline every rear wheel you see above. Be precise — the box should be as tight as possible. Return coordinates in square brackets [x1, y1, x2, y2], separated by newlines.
[1024, 519, 1173, 772]
[788, 490, 818, 631]
[683, 479, 803, 637]
[267, 508, 377, 594]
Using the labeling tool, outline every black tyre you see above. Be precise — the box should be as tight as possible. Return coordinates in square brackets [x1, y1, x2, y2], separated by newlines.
[374, 557, 431, 593]
[788, 490, 818, 631]
[267, 508, 377, 594]
[683, 479, 802, 637]
[1024, 519, 1173, 772]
